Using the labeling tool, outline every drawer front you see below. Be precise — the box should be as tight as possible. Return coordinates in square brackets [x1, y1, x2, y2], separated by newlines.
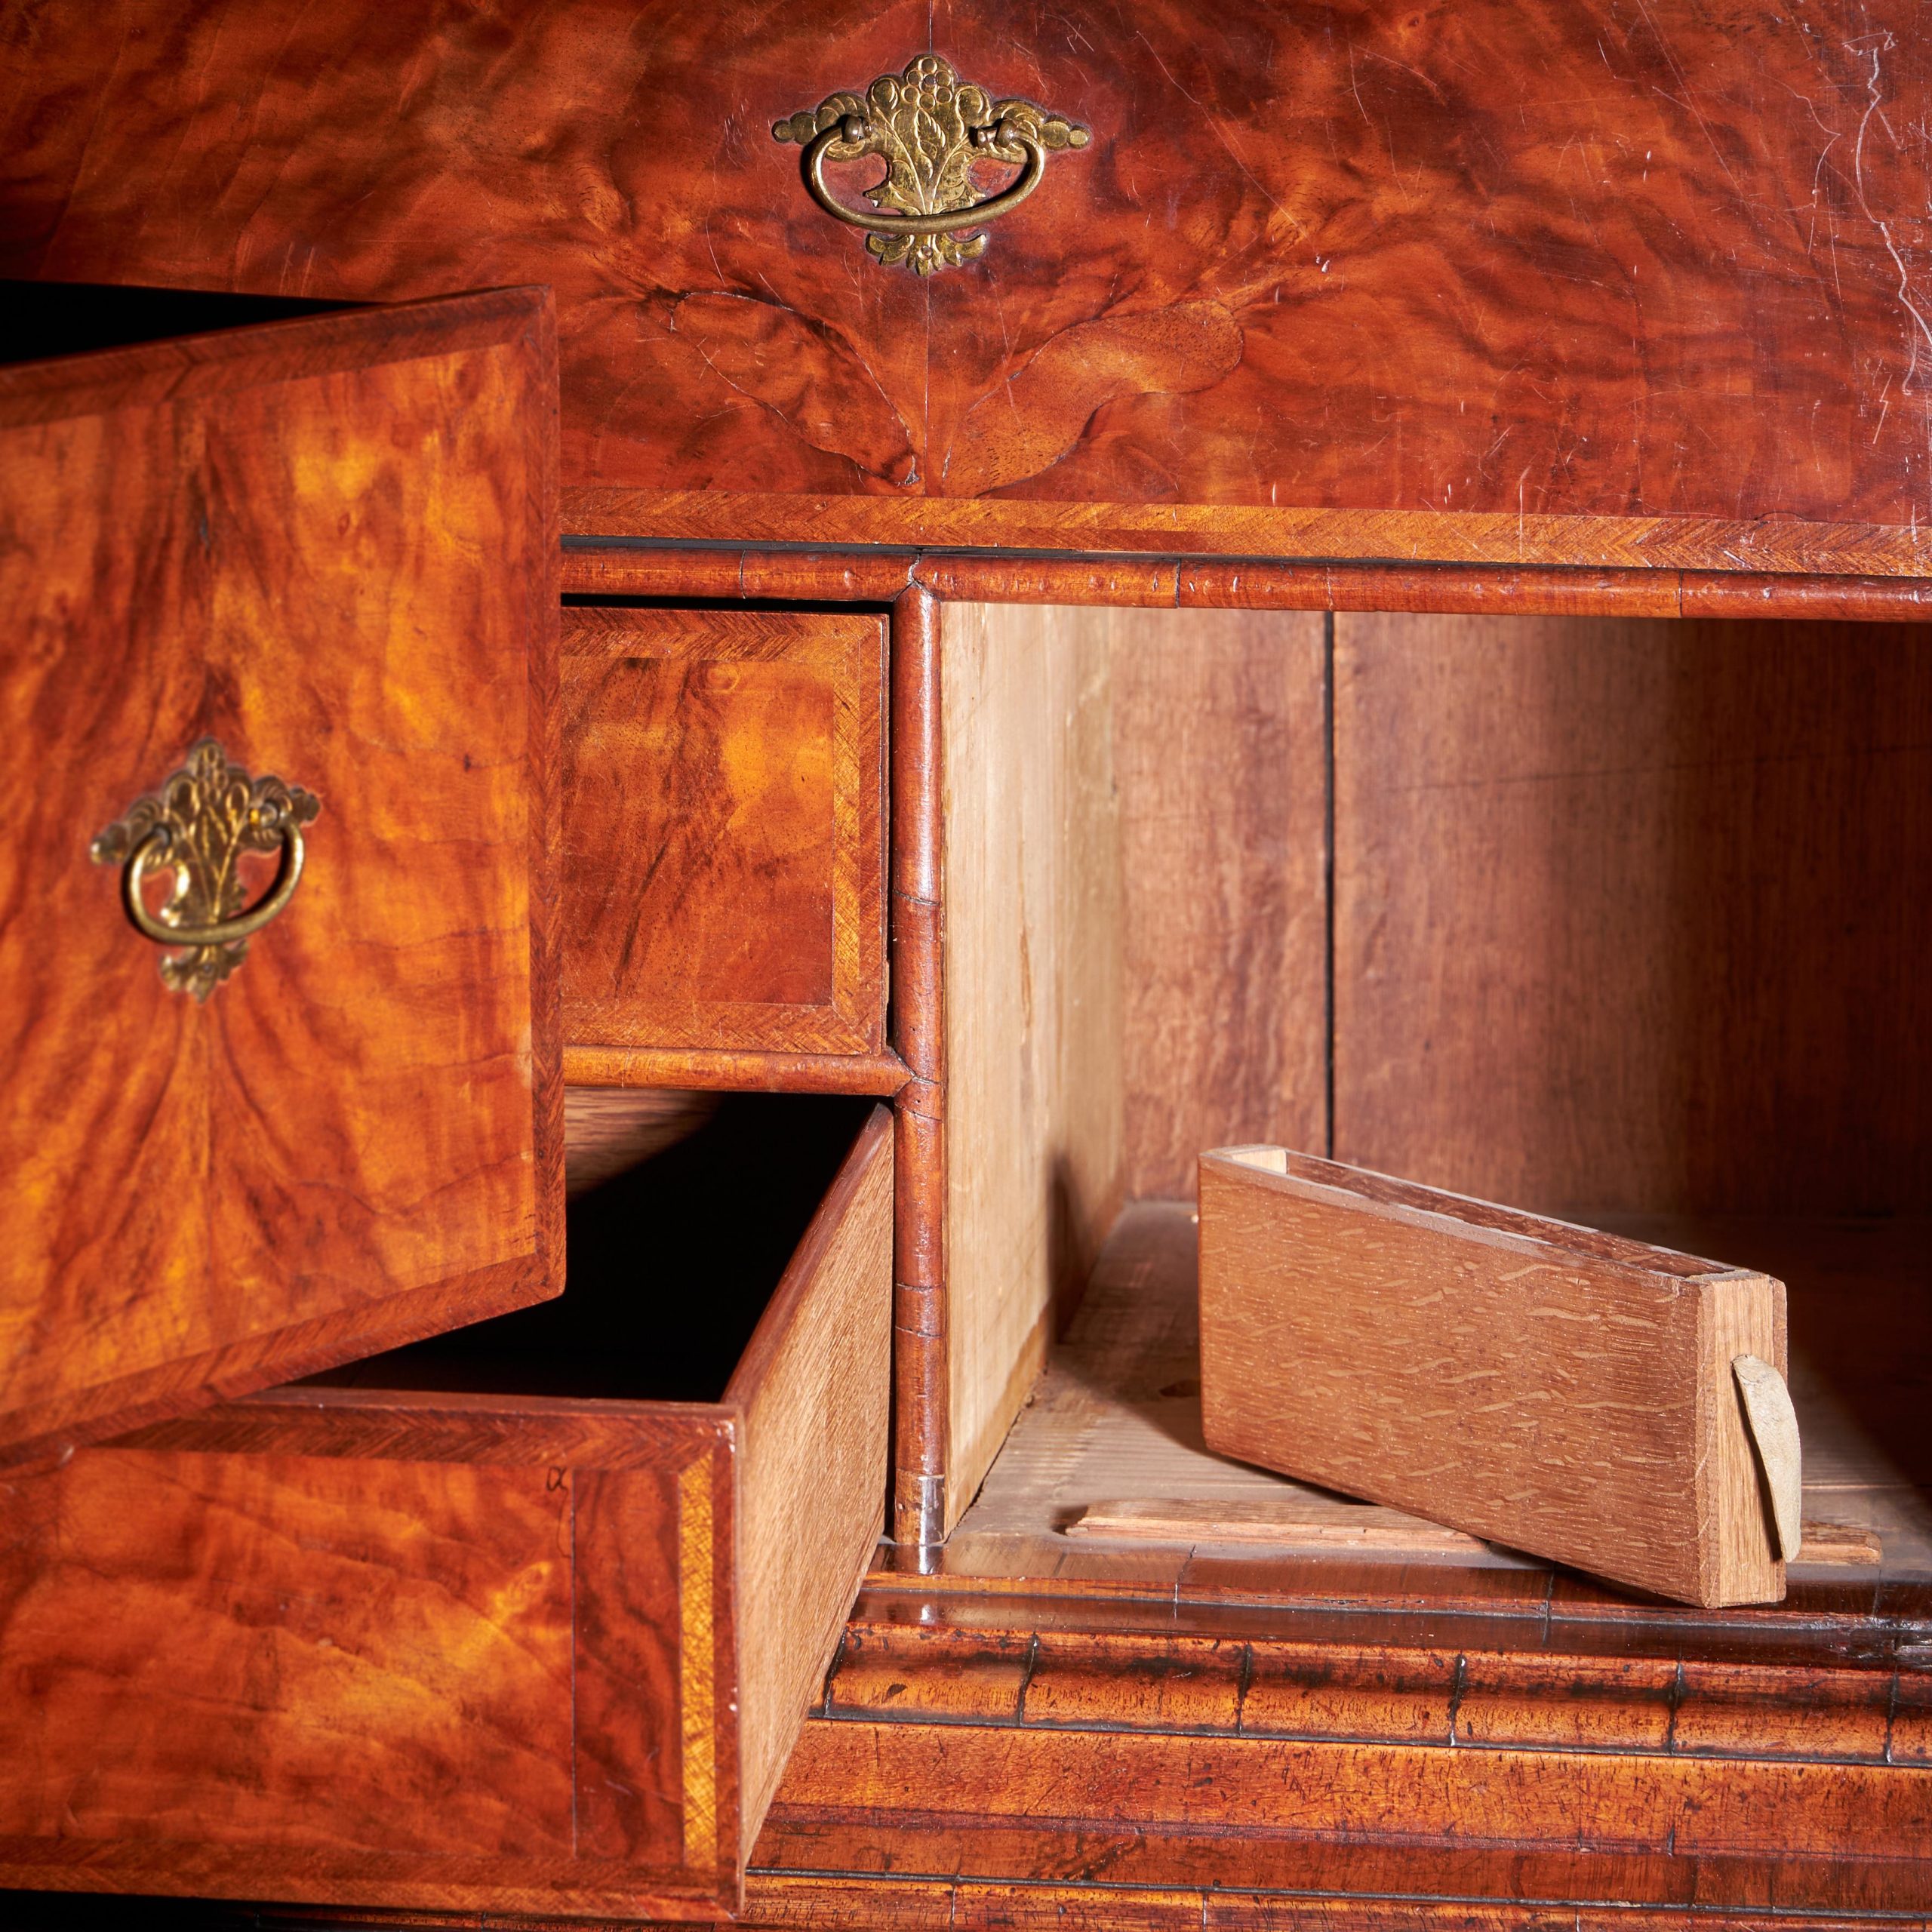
[0, 1107, 893, 1919]
[561, 608, 887, 1061]
[0, 292, 563, 1468]
[5, 6, 1927, 572]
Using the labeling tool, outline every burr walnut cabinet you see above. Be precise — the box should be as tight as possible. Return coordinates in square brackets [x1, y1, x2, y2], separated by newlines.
[2, 0, 1932, 1924]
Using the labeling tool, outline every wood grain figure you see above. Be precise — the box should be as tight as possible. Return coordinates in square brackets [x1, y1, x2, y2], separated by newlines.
[0, 288, 562, 1468]
[561, 607, 886, 1060]
[0, 1107, 893, 1918]
[1197, 1149, 1787, 1607]
[4, 0, 1931, 1910]
[9, 3, 1932, 574]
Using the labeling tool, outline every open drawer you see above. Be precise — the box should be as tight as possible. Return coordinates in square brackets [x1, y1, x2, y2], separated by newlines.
[0, 280, 564, 1470]
[0, 1097, 893, 1920]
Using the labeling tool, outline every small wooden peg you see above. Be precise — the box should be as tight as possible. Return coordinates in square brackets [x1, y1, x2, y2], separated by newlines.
[1733, 1354, 1803, 1561]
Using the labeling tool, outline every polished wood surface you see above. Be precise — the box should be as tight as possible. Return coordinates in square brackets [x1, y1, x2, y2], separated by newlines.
[8, 5, 1931, 571]
[1333, 614, 1932, 1216]
[0, 288, 561, 1469]
[0, 1415, 731, 1915]
[561, 607, 887, 1063]
[888, 587, 949, 1546]
[566, 542, 1932, 620]
[0, 1449, 579, 1852]
[1198, 1150, 1785, 1607]
[0, 1105, 892, 1918]
[62, 1510, 1932, 1927]
[740, 1570, 1932, 1922]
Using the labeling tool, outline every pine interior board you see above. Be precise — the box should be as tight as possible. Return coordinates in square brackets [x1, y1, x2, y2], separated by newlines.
[958, 1199, 1537, 1568]
[1198, 1151, 1784, 1607]
[728, 1106, 893, 1869]
[941, 603, 1128, 1534]
[1332, 612, 1932, 1218]
[952, 1201, 1932, 1584]
[1115, 608, 1330, 1199]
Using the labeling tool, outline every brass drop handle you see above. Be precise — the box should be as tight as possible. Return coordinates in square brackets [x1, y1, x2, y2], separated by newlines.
[801, 111, 1049, 239]
[122, 813, 306, 946]
[91, 737, 321, 1001]
[775, 56, 1089, 275]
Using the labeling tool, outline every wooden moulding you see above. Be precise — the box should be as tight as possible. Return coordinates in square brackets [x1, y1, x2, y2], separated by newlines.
[568, 497, 1932, 583]
[1197, 1149, 1788, 1607]
[562, 1044, 908, 1095]
[889, 586, 949, 1547]
[561, 542, 1932, 623]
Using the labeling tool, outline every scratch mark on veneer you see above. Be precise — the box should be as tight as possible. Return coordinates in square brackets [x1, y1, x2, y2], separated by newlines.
[1014, 1632, 1041, 1723]
[1847, 33, 1932, 395]
[1132, 28, 1302, 238]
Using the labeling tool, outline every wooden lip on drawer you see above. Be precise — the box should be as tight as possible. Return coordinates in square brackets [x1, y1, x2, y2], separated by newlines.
[560, 606, 889, 1068]
[0, 1100, 894, 1922]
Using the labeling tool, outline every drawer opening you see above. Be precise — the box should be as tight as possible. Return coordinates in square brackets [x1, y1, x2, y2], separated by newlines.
[0, 278, 354, 365]
[306, 1091, 875, 1404]
[934, 601, 1932, 1607]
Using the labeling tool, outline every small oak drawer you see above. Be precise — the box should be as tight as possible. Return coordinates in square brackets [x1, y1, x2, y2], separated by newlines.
[0, 1100, 892, 1921]
[561, 608, 888, 1069]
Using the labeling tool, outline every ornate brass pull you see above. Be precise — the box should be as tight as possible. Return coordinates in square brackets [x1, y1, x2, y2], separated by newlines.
[775, 56, 1088, 275]
[91, 737, 321, 1001]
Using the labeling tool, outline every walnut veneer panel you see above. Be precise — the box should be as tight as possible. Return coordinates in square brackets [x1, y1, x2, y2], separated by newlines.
[1334, 614, 1932, 1217]
[0, 1416, 736, 1918]
[5, 4, 1930, 570]
[0, 1449, 580, 1858]
[561, 608, 887, 1061]
[0, 291, 561, 1467]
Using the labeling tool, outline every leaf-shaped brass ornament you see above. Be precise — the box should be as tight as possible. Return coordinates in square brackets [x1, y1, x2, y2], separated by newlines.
[774, 55, 1089, 275]
[90, 737, 321, 1000]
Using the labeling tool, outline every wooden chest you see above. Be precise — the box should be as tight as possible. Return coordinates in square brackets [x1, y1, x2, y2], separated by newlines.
[3, 1, 1932, 1922]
